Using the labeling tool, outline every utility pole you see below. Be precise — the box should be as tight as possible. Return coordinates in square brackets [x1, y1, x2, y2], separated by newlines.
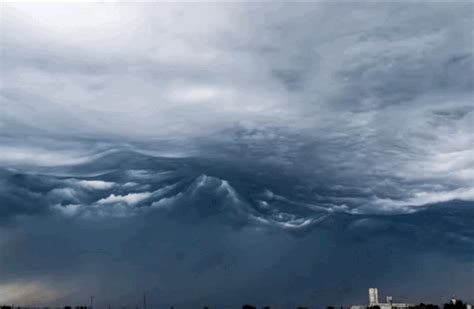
[143, 292, 147, 309]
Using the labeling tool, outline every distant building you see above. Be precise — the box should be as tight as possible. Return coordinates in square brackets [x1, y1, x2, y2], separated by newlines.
[369, 288, 379, 306]
[351, 288, 413, 309]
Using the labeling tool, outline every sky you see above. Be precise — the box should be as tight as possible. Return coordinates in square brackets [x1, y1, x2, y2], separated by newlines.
[0, 1, 473, 307]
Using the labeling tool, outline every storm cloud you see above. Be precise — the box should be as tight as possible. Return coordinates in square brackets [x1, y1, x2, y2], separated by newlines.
[2, 2, 473, 213]
[0, 1, 473, 307]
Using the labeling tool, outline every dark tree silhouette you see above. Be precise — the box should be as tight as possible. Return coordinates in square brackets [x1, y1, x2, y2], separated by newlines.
[443, 299, 465, 309]
[410, 303, 440, 309]
[410, 303, 439, 309]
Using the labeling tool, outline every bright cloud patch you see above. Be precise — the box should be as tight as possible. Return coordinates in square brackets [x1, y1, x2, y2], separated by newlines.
[0, 281, 61, 305]
[97, 192, 153, 205]
[76, 180, 115, 190]
[380, 187, 474, 208]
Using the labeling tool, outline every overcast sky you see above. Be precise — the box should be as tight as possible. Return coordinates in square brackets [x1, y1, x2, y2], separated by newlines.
[2, 1, 473, 211]
[0, 1, 473, 306]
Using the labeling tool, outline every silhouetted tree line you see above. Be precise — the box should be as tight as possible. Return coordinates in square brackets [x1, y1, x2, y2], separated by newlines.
[409, 300, 470, 309]
[1, 300, 471, 309]
[443, 300, 468, 309]
[242, 305, 274, 309]
[0, 306, 89, 309]
[409, 304, 440, 309]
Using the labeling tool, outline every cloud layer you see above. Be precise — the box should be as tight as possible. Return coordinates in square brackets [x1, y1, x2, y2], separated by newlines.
[1, 2, 473, 214]
[1, 2, 473, 306]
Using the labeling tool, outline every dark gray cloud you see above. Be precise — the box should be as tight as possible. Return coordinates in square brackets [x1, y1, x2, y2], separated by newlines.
[1, 189, 473, 306]
[1, 1, 473, 306]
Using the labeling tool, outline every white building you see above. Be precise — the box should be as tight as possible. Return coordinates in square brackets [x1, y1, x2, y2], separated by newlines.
[369, 288, 379, 306]
[351, 288, 413, 309]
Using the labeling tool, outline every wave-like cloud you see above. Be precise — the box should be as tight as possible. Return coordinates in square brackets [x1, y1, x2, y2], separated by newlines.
[97, 192, 152, 205]
[0, 2, 472, 222]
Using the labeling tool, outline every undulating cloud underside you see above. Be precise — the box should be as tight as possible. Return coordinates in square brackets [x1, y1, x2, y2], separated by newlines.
[0, 2, 473, 307]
